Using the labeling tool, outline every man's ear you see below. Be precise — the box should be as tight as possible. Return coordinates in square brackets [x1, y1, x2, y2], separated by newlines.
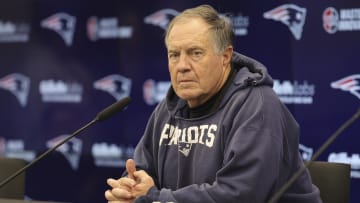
[222, 46, 233, 66]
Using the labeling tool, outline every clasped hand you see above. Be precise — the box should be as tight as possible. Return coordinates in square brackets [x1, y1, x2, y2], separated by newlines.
[105, 159, 155, 203]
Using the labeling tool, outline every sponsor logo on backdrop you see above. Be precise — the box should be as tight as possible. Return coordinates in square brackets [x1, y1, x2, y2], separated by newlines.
[0, 73, 30, 107]
[273, 79, 315, 104]
[46, 135, 82, 170]
[330, 74, 360, 99]
[39, 79, 83, 103]
[93, 74, 132, 101]
[87, 16, 133, 41]
[144, 9, 179, 30]
[144, 8, 249, 36]
[0, 137, 35, 162]
[323, 7, 360, 34]
[263, 4, 307, 40]
[41, 13, 76, 46]
[328, 152, 360, 178]
[91, 142, 134, 167]
[143, 79, 171, 105]
[299, 144, 314, 161]
[220, 13, 249, 36]
[0, 20, 30, 42]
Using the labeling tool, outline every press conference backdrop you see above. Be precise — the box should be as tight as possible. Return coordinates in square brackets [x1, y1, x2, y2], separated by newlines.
[0, 0, 359, 202]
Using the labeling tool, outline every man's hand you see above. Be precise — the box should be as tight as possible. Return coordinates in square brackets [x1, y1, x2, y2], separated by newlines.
[105, 159, 155, 202]
[105, 159, 137, 203]
[105, 177, 136, 203]
[132, 170, 155, 198]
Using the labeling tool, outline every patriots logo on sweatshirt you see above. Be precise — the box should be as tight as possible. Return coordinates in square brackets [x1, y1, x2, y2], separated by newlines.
[331, 74, 360, 100]
[144, 9, 179, 30]
[93, 74, 132, 101]
[0, 73, 30, 107]
[263, 4, 307, 40]
[41, 13, 76, 46]
[178, 142, 192, 157]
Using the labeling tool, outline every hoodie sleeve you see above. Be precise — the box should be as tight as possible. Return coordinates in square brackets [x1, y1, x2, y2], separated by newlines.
[132, 109, 161, 187]
[136, 87, 321, 203]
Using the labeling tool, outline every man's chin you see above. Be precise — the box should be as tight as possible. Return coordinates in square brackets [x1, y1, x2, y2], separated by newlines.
[176, 90, 198, 100]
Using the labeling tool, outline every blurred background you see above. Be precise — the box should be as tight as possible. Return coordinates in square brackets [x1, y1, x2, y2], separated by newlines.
[0, 0, 359, 202]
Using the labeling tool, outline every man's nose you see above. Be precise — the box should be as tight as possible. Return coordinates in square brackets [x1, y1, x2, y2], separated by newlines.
[175, 54, 191, 73]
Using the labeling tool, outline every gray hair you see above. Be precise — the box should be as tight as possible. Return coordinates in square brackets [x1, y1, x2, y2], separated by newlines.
[165, 4, 235, 53]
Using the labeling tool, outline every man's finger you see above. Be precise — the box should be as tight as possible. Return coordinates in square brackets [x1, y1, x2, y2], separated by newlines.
[107, 178, 120, 188]
[105, 189, 118, 201]
[112, 188, 133, 199]
[107, 178, 136, 190]
[126, 159, 136, 179]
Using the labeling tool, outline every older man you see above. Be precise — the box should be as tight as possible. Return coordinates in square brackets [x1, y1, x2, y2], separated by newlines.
[105, 4, 322, 203]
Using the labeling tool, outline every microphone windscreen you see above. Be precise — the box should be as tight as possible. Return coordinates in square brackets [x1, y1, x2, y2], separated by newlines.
[96, 96, 131, 122]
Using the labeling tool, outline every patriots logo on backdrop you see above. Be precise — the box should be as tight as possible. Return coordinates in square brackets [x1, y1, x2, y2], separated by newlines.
[263, 4, 307, 40]
[144, 8, 179, 30]
[299, 144, 313, 161]
[0, 73, 30, 107]
[331, 74, 360, 99]
[46, 135, 82, 170]
[41, 13, 76, 46]
[93, 74, 132, 101]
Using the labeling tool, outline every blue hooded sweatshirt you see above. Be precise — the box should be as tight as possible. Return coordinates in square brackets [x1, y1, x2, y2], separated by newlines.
[133, 52, 322, 203]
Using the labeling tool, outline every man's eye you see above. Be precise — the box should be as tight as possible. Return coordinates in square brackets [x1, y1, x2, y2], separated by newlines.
[169, 53, 179, 58]
[192, 51, 203, 58]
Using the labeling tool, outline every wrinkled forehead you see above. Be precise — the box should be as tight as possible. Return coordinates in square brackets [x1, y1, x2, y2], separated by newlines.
[166, 18, 213, 49]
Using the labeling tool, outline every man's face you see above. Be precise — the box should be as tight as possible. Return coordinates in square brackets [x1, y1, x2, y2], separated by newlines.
[167, 18, 232, 108]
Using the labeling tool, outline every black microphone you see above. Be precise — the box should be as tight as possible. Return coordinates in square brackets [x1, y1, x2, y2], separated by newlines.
[267, 106, 360, 203]
[96, 96, 131, 121]
[0, 96, 132, 189]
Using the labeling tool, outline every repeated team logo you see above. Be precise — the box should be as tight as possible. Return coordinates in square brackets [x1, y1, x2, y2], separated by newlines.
[91, 142, 134, 167]
[144, 8, 250, 36]
[263, 4, 307, 40]
[46, 135, 82, 170]
[0, 20, 30, 42]
[0, 73, 30, 107]
[41, 13, 76, 46]
[273, 79, 315, 104]
[39, 79, 83, 103]
[322, 7, 339, 34]
[323, 7, 360, 34]
[331, 74, 360, 100]
[93, 74, 132, 101]
[220, 13, 250, 36]
[144, 8, 179, 30]
[87, 16, 133, 41]
[143, 79, 171, 105]
[329, 152, 360, 178]
[299, 144, 314, 161]
[0, 137, 36, 162]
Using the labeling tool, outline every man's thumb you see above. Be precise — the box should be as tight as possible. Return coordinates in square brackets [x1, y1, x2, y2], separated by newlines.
[126, 159, 136, 179]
